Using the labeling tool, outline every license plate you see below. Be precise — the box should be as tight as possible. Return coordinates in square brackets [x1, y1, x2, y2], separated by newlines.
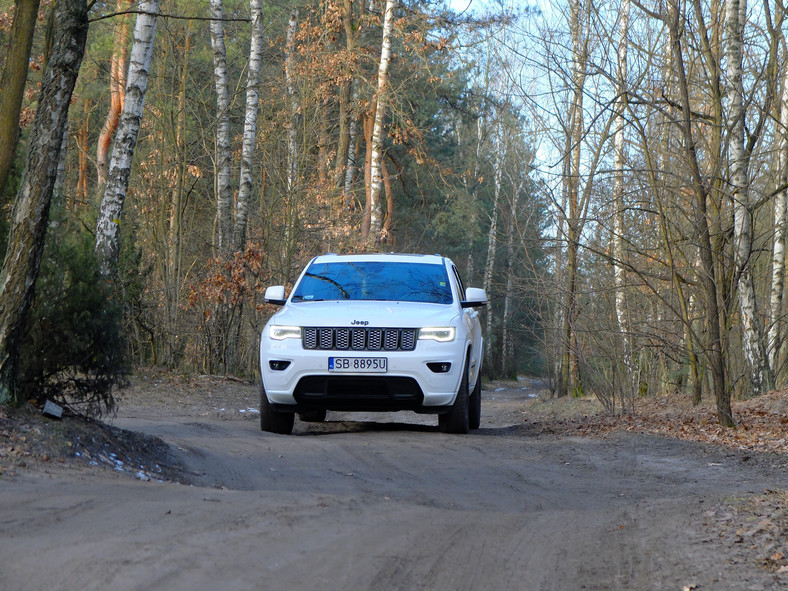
[328, 357, 387, 373]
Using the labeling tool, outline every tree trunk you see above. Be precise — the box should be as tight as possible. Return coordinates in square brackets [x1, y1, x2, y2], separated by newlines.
[284, 9, 299, 259]
[334, 0, 357, 189]
[666, 0, 731, 426]
[233, 0, 264, 252]
[0, 0, 88, 403]
[382, 157, 393, 242]
[770, 54, 788, 376]
[612, 0, 632, 401]
[96, 0, 131, 193]
[502, 180, 522, 378]
[366, 0, 396, 248]
[559, 0, 587, 397]
[95, 0, 159, 276]
[0, 0, 42, 198]
[726, 0, 774, 395]
[210, 0, 233, 255]
[483, 128, 503, 375]
[343, 78, 360, 204]
[76, 97, 91, 203]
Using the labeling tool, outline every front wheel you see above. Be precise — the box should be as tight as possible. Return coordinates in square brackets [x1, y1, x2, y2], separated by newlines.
[260, 383, 294, 434]
[439, 358, 470, 434]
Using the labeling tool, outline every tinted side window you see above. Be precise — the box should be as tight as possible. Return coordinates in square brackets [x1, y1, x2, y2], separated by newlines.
[291, 262, 453, 304]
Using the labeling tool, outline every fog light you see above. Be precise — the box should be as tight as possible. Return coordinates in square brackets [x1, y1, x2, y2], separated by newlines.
[269, 360, 291, 371]
[427, 362, 452, 373]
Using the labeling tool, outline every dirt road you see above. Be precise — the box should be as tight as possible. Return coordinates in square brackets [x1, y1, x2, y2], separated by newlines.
[1, 381, 786, 591]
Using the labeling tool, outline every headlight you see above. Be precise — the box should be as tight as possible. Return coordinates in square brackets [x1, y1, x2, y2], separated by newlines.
[269, 325, 302, 340]
[418, 327, 456, 342]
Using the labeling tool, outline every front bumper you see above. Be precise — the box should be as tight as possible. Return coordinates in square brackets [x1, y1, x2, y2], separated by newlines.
[260, 336, 466, 411]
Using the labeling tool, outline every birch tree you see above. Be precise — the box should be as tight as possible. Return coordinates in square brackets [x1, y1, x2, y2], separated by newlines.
[210, 0, 233, 255]
[95, 0, 160, 276]
[284, 9, 299, 259]
[233, 0, 264, 251]
[366, 0, 396, 247]
[483, 123, 503, 372]
[726, 0, 774, 395]
[0, 0, 88, 402]
[768, 8, 788, 376]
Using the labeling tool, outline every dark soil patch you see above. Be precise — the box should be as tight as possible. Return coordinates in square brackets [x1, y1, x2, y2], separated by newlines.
[0, 403, 183, 482]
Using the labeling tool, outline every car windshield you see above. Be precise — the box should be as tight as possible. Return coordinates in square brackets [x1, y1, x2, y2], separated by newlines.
[291, 261, 453, 304]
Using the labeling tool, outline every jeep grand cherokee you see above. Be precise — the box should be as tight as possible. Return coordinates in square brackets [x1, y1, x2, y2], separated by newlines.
[259, 253, 487, 434]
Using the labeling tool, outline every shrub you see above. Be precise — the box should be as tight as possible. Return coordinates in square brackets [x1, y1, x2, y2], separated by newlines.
[17, 232, 128, 418]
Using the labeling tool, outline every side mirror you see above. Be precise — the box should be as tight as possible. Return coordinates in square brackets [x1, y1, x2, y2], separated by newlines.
[264, 285, 287, 306]
[461, 287, 488, 308]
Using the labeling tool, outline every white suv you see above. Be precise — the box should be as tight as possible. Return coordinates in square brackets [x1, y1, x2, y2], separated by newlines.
[259, 253, 487, 434]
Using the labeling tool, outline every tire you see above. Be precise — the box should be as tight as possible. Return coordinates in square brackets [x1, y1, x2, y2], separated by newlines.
[298, 409, 327, 422]
[439, 357, 470, 434]
[468, 372, 481, 430]
[260, 383, 294, 434]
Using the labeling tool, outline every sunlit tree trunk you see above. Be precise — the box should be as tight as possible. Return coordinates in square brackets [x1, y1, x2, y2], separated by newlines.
[769, 27, 788, 377]
[95, 0, 160, 276]
[96, 0, 131, 193]
[284, 9, 299, 258]
[366, 0, 395, 247]
[0, 0, 88, 403]
[0, 0, 41, 198]
[210, 0, 233, 255]
[726, 0, 773, 395]
[233, 0, 264, 251]
[483, 126, 503, 374]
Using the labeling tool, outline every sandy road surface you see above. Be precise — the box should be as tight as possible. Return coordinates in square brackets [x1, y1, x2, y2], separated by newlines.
[1, 383, 786, 591]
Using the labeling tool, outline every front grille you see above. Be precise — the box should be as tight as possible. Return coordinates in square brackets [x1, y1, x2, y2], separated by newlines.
[303, 327, 417, 351]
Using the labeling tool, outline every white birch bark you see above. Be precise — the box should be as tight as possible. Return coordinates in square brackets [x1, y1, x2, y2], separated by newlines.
[344, 78, 360, 200]
[284, 9, 299, 261]
[210, 0, 233, 255]
[95, 0, 159, 276]
[233, 0, 264, 251]
[483, 125, 503, 371]
[502, 179, 522, 377]
[769, 58, 788, 372]
[727, 0, 773, 394]
[367, 0, 396, 246]
[285, 10, 299, 195]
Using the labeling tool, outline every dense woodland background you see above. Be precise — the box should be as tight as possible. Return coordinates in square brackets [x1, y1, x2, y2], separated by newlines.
[0, 0, 786, 426]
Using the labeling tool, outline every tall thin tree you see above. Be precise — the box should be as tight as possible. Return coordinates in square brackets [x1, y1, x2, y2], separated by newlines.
[0, 0, 42, 198]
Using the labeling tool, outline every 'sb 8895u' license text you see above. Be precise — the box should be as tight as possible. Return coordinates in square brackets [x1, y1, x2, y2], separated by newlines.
[328, 357, 387, 373]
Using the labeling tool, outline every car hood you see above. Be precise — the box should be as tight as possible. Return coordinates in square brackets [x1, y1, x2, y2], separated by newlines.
[270, 300, 459, 328]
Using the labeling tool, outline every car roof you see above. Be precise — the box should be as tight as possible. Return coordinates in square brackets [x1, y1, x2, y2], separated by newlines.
[311, 253, 447, 265]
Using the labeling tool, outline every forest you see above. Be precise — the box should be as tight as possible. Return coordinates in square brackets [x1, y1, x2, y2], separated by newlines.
[0, 0, 785, 428]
